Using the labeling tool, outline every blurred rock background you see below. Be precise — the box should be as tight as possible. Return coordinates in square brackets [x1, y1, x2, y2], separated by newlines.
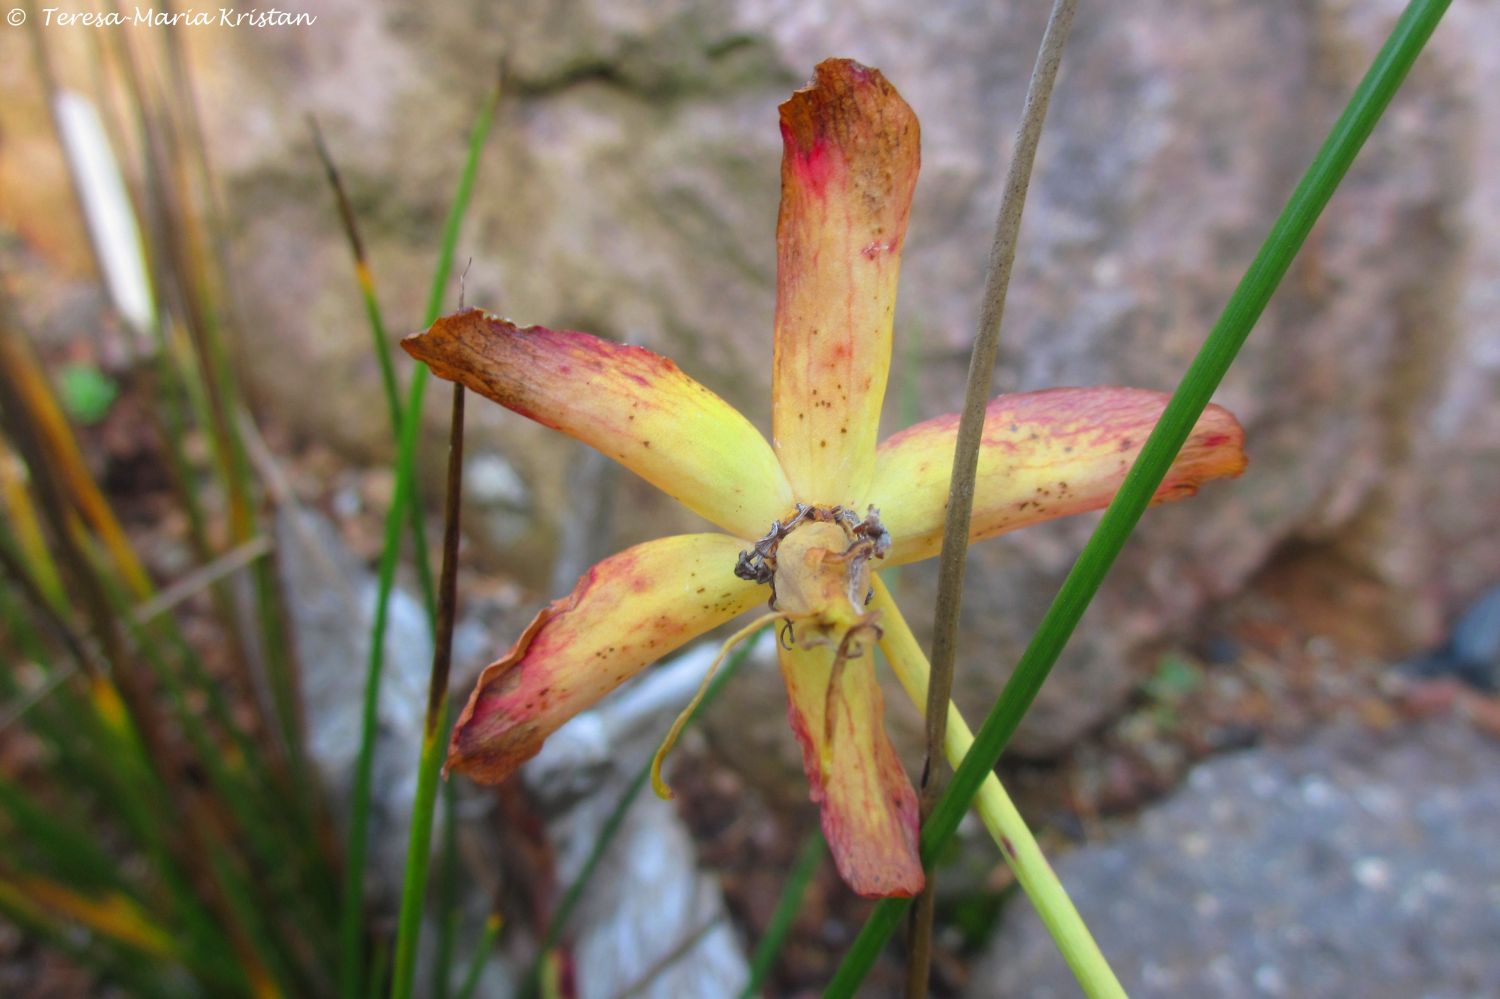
[3, 0, 1499, 993]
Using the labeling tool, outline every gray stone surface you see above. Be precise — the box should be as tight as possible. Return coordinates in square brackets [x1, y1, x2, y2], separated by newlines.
[970, 721, 1500, 999]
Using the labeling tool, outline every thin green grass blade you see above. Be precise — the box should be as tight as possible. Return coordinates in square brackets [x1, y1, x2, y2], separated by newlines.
[0, 560, 175, 905]
[421, 71, 503, 330]
[739, 832, 824, 999]
[105, 28, 300, 770]
[204, 843, 307, 998]
[0, 886, 177, 997]
[387, 730, 448, 995]
[86, 700, 246, 989]
[0, 552, 54, 689]
[0, 778, 135, 896]
[0, 399, 253, 989]
[453, 914, 503, 999]
[119, 615, 340, 980]
[339, 77, 502, 999]
[824, 1, 1452, 993]
[519, 629, 767, 998]
[431, 776, 460, 999]
[0, 455, 65, 608]
[311, 119, 438, 623]
[93, 585, 305, 992]
[390, 384, 466, 999]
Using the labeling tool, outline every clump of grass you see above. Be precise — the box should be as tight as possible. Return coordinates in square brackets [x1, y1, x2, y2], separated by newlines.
[2, 16, 336, 993]
[6, 33, 514, 993]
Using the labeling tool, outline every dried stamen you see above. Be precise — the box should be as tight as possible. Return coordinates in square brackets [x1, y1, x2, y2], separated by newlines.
[736, 504, 891, 611]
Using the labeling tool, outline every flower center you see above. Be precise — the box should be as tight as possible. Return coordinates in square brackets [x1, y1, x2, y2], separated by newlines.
[735, 504, 890, 646]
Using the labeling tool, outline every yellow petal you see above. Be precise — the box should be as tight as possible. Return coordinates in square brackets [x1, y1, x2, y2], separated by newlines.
[778, 638, 923, 898]
[404, 310, 792, 540]
[447, 534, 763, 782]
[772, 58, 920, 506]
[870, 388, 1248, 565]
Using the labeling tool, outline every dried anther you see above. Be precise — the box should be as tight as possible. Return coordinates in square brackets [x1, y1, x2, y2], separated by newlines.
[736, 503, 890, 609]
[732, 505, 805, 585]
[851, 505, 892, 561]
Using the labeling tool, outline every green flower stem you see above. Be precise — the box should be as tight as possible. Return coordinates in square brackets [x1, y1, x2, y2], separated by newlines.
[390, 384, 466, 999]
[826, 1, 1452, 994]
[432, 774, 461, 999]
[873, 579, 1123, 997]
[338, 75, 501, 999]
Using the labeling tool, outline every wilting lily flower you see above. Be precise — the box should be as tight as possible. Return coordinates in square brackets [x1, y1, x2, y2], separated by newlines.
[402, 58, 1246, 898]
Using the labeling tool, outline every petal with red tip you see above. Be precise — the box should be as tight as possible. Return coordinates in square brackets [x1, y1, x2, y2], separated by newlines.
[778, 639, 923, 898]
[404, 310, 793, 540]
[447, 534, 764, 782]
[870, 388, 1248, 565]
[772, 58, 920, 506]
